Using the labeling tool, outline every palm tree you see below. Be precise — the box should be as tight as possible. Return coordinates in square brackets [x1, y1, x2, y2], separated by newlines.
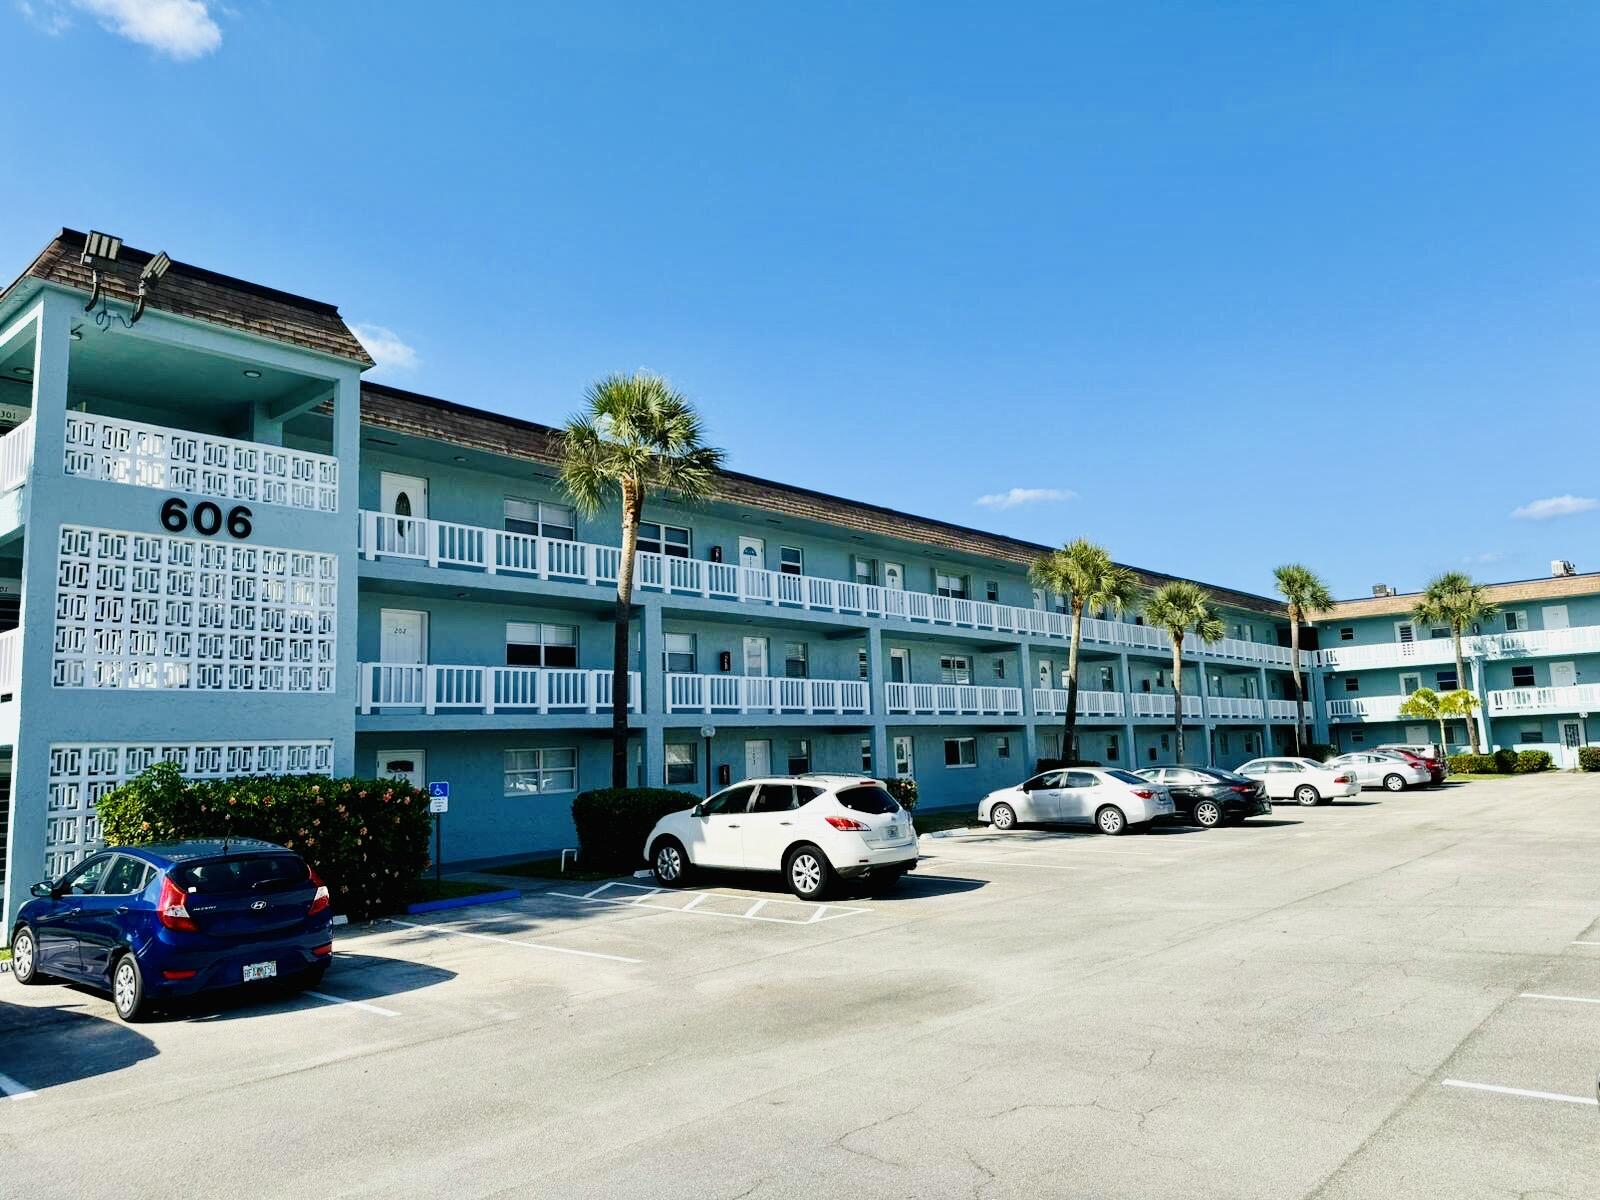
[1143, 581, 1225, 764]
[1412, 572, 1497, 753]
[559, 372, 725, 787]
[1029, 540, 1139, 763]
[1439, 688, 1481, 752]
[1272, 564, 1333, 755]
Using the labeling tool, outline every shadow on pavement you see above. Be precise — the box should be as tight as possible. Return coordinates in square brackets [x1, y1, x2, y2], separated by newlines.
[165, 952, 456, 1023]
[0, 998, 158, 1091]
[679, 866, 987, 902]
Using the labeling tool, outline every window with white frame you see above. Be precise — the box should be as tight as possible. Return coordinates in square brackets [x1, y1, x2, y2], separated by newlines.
[784, 641, 808, 678]
[858, 649, 869, 680]
[1399, 672, 1421, 695]
[1098, 665, 1115, 690]
[935, 571, 968, 599]
[943, 737, 976, 768]
[1344, 677, 1359, 692]
[1435, 668, 1458, 690]
[664, 632, 696, 673]
[506, 622, 577, 667]
[787, 738, 811, 773]
[1106, 733, 1120, 762]
[1428, 626, 1450, 640]
[992, 657, 1006, 679]
[779, 547, 804, 576]
[665, 743, 697, 784]
[1396, 622, 1415, 644]
[1504, 611, 1524, 632]
[638, 522, 691, 558]
[853, 558, 875, 586]
[939, 655, 971, 685]
[1339, 627, 1354, 641]
[985, 580, 999, 602]
[504, 747, 577, 795]
[995, 735, 1010, 759]
[860, 737, 872, 772]
[504, 498, 575, 540]
[1511, 665, 1535, 688]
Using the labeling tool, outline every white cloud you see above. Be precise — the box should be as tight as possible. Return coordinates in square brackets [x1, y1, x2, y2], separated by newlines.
[21, 1, 222, 59]
[352, 324, 420, 373]
[1510, 494, 1599, 521]
[974, 487, 1076, 511]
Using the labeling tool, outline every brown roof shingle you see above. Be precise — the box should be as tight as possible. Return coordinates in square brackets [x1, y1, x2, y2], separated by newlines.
[3, 229, 373, 367]
[1315, 572, 1600, 621]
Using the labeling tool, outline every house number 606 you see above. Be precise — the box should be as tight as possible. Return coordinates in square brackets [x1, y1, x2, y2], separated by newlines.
[160, 498, 253, 539]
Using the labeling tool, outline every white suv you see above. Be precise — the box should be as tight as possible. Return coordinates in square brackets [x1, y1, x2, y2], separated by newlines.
[644, 775, 919, 899]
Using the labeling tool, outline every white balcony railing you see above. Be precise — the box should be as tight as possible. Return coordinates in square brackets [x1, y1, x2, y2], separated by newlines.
[1031, 688, 1125, 718]
[1319, 625, 1600, 672]
[665, 673, 869, 715]
[0, 419, 32, 495]
[1487, 684, 1600, 715]
[65, 412, 339, 512]
[0, 627, 18, 696]
[1205, 696, 1265, 721]
[1265, 699, 1312, 721]
[885, 682, 1023, 716]
[359, 664, 638, 715]
[1326, 696, 1409, 723]
[1128, 693, 1205, 720]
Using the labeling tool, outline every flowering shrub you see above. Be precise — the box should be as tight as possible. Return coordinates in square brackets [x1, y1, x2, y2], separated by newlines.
[96, 764, 433, 919]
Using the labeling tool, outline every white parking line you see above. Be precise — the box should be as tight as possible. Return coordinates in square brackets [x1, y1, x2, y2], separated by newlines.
[1442, 1079, 1598, 1107]
[0, 1072, 36, 1101]
[550, 881, 869, 926]
[387, 917, 645, 964]
[304, 990, 401, 1018]
[1571, 940, 1600, 947]
[1520, 992, 1600, 1006]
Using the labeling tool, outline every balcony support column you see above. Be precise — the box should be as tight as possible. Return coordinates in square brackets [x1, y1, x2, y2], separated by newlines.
[1469, 656, 1492, 750]
[1194, 648, 1215, 766]
[1017, 639, 1037, 768]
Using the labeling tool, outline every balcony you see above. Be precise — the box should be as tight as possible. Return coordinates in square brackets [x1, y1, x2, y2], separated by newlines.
[1032, 688, 1125, 718]
[1205, 696, 1265, 721]
[665, 673, 869, 715]
[0, 419, 32, 495]
[1265, 699, 1312, 721]
[359, 664, 638, 715]
[885, 682, 1023, 717]
[1326, 697, 1408, 723]
[1487, 684, 1600, 715]
[1128, 693, 1205, 720]
[64, 413, 339, 513]
[1319, 625, 1600, 672]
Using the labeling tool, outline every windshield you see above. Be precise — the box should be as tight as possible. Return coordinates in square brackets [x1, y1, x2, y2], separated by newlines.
[1104, 769, 1149, 786]
[836, 784, 900, 815]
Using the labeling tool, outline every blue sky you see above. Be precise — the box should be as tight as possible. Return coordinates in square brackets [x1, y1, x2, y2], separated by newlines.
[6, 2, 1599, 601]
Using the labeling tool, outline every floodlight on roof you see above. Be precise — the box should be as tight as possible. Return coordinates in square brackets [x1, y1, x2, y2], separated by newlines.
[79, 230, 123, 315]
[129, 250, 172, 325]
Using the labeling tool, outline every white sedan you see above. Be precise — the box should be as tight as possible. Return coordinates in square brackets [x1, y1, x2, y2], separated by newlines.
[1235, 757, 1361, 806]
[643, 775, 918, 899]
[1324, 751, 1431, 792]
[979, 767, 1175, 836]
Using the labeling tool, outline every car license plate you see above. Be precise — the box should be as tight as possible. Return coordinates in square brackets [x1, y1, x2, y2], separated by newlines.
[885, 824, 898, 838]
[243, 961, 277, 983]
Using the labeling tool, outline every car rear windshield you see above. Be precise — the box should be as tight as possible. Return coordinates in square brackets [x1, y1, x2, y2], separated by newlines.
[170, 854, 309, 895]
[1206, 770, 1255, 784]
[1104, 769, 1149, 786]
[835, 784, 900, 814]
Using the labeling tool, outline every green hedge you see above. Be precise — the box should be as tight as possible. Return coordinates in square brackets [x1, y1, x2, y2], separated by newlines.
[883, 777, 918, 810]
[1448, 750, 1555, 775]
[96, 764, 432, 919]
[1448, 753, 1496, 775]
[1580, 746, 1600, 772]
[1514, 749, 1553, 774]
[572, 787, 696, 872]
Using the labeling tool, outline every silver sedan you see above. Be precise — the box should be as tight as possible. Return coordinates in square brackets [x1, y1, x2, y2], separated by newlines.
[1324, 751, 1431, 792]
[980, 767, 1175, 836]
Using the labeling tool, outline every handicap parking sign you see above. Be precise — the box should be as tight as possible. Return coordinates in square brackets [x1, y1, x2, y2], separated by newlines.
[427, 781, 449, 813]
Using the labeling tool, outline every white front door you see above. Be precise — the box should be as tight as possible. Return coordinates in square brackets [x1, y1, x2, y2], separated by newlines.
[1544, 605, 1570, 630]
[889, 648, 910, 683]
[1551, 660, 1577, 688]
[1405, 724, 1429, 744]
[381, 472, 428, 519]
[381, 609, 428, 663]
[376, 750, 425, 791]
[744, 739, 771, 779]
[737, 536, 765, 572]
[882, 562, 905, 591]
[892, 735, 914, 778]
[742, 636, 769, 677]
[1038, 659, 1054, 688]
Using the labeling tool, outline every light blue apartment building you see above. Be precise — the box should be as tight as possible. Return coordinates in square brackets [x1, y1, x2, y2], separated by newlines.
[0, 229, 1593, 930]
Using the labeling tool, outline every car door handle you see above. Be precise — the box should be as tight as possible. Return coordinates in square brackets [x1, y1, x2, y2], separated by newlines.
[779, 821, 792, 826]
[727, 823, 740, 828]
[115, 906, 131, 915]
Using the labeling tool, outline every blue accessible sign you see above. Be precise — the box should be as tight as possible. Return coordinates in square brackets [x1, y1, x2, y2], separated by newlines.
[427, 781, 450, 814]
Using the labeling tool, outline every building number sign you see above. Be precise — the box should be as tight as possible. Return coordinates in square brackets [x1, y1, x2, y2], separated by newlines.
[160, 497, 253, 539]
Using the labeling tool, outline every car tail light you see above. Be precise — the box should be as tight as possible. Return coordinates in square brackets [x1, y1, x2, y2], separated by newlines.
[1334, 773, 1353, 784]
[1130, 789, 1155, 799]
[824, 816, 870, 831]
[307, 867, 331, 918]
[157, 875, 198, 933]
[1230, 785, 1253, 793]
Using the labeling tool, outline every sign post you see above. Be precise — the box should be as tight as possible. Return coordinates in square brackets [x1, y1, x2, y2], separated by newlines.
[701, 726, 716, 798]
[427, 781, 450, 889]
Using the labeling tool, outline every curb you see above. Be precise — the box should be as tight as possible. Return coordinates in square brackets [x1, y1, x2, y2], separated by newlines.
[921, 826, 985, 839]
[404, 888, 522, 915]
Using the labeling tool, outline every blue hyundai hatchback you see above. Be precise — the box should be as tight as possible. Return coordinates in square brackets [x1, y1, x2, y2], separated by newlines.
[8, 839, 334, 1021]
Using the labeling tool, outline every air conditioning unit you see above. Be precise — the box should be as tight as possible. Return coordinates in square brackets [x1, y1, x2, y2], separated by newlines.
[1550, 559, 1576, 577]
[1371, 583, 1394, 597]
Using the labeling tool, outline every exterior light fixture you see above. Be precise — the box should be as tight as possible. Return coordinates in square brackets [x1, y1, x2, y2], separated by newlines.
[129, 251, 171, 325]
[80, 230, 122, 314]
[242, 369, 262, 379]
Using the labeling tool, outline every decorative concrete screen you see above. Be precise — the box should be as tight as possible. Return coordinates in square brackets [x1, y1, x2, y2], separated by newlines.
[53, 525, 338, 692]
[43, 739, 335, 877]
[64, 413, 339, 512]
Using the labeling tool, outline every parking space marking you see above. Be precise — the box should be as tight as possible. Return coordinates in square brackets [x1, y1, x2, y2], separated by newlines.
[1519, 992, 1600, 1006]
[1441, 1080, 1599, 1107]
[549, 881, 869, 926]
[0, 1072, 37, 1101]
[304, 990, 401, 1017]
[1571, 940, 1600, 947]
[386, 917, 645, 964]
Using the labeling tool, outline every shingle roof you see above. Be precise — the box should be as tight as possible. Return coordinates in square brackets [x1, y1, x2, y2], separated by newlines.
[1, 229, 373, 367]
[1315, 571, 1600, 621]
[359, 381, 1289, 616]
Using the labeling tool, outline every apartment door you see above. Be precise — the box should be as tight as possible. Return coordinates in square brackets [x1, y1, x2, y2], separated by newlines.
[892, 735, 915, 778]
[1550, 661, 1577, 688]
[376, 750, 426, 791]
[379, 608, 428, 708]
[882, 562, 905, 591]
[888, 648, 910, 684]
[744, 739, 772, 779]
[742, 636, 769, 676]
[1544, 605, 1570, 630]
[737, 536, 765, 572]
[1405, 725, 1429, 744]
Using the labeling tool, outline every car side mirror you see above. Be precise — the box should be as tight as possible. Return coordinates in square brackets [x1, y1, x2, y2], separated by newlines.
[30, 881, 54, 899]
[692, 803, 707, 818]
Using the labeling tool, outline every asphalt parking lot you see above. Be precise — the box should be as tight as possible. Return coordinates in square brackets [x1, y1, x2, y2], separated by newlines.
[4, 773, 1599, 1199]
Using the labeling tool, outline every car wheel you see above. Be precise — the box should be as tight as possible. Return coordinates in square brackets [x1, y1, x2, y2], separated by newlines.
[1095, 805, 1128, 836]
[1294, 785, 1320, 807]
[990, 802, 1017, 831]
[651, 837, 690, 888]
[785, 845, 832, 900]
[9, 927, 42, 985]
[111, 953, 147, 1022]
[1382, 773, 1406, 792]
[1193, 800, 1222, 828]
